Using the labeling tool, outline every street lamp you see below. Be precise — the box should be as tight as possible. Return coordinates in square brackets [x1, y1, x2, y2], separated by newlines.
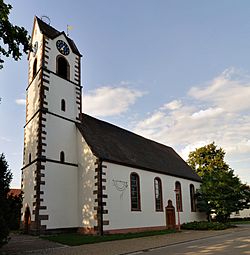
[174, 189, 181, 231]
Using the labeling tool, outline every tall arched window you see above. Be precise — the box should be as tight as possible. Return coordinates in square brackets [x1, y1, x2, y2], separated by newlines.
[190, 184, 196, 212]
[130, 173, 141, 211]
[61, 99, 66, 111]
[33, 58, 37, 79]
[29, 153, 31, 164]
[154, 177, 163, 211]
[57, 55, 70, 80]
[60, 151, 65, 163]
[175, 181, 183, 212]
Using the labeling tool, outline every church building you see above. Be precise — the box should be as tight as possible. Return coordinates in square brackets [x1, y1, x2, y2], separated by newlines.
[21, 17, 205, 234]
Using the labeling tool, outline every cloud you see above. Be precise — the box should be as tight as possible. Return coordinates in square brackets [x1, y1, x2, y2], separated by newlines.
[189, 68, 250, 112]
[161, 100, 182, 110]
[133, 68, 250, 183]
[15, 99, 26, 105]
[82, 85, 145, 117]
[191, 107, 224, 119]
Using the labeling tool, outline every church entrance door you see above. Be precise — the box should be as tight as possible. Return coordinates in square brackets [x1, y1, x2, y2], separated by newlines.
[165, 199, 176, 229]
[24, 206, 31, 234]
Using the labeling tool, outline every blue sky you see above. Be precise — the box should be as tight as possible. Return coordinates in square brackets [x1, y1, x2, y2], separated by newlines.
[1, 0, 250, 187]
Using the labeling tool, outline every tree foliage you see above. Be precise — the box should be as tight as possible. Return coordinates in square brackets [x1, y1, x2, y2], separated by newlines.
[0, 0, 31, 69]
[187, 143, 250, 222]
[0, 153, 12, 247]
[187, 142, 229, 178]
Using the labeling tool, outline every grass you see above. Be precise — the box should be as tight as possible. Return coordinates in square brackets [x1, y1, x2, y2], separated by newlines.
[229, 220, 250, 224]
[42, 229, 176, 246]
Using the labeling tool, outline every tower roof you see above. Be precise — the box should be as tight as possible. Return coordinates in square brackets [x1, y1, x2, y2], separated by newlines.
[77, 114, 201, 182]
[36, 16, 82, 56]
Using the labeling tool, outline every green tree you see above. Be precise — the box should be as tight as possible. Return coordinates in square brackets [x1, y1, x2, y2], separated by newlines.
[0, 0, 31, 69]
[7, 191, 23, 230]
[187, 142, 229, 178]
[188, 143, 250, 222]
[0, 153, 12, 247]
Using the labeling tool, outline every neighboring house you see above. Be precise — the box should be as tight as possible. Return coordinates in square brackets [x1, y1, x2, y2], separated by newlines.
[21, 17, 206, 235]
[231, 209, 250, 219]
[8, 189, 21, 198]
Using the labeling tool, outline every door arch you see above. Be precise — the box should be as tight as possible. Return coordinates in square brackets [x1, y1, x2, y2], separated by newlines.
[24, 206, 31, 234]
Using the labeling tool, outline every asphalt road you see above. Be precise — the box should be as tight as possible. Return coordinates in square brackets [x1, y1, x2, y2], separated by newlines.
[132, 226, 250, 255]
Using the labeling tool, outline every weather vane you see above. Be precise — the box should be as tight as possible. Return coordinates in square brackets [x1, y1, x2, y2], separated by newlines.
[41, 15, 51, 25]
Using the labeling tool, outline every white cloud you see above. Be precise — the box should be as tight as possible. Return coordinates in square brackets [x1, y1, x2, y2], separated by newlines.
[161, 100, 182, 110]
[133, 68, 250, 183]
[189, 68, 250, 112]
[191, 107, 224, 119]
[82, 86, 145, 117]
[15, 99, 26, 105]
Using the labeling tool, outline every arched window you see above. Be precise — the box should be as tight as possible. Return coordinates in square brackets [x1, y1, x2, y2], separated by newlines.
[60, 151, 65, 163]
[130, 173, 141, 211]
[29, 153, 31, 164]
[190, 184, 196, 212]
[57, 55, 70, 80]
[175, 181, 183, 212]
[154, 177, 163, 211]
[33, 58, 37, 79]
[61, 99, 66, 112]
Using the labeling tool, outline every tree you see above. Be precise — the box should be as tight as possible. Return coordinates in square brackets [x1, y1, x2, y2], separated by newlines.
[7, 191, 23, 230]
[188, 143, 250, 222]
[0, 0, 31, 69]
[0, 153, 12, 247]
[187, 142, 229, 178]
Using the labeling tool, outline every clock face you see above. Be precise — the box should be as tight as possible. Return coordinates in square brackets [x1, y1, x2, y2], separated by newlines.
[56, 40, 70, 55]
[33, 41, 38, 56]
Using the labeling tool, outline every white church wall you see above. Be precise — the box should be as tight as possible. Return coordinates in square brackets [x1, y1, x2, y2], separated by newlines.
[21, 164, 36, 222]
[28, 20, 44, 85]
[40, 161, 78, 229]
[23, 116, 39, 165]
[77, 131, 98, 231]
[46, 73, 79, 121]
[45, 114, 77, 163]
[26, 76, 41, 122]
[104, 162, 205, 232]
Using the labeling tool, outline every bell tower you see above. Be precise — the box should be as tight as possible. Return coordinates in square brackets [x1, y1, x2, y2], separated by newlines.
[21, 17, 82, 233]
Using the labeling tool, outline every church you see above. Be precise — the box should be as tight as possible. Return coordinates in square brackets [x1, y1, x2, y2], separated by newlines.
[21, 17, 206, 234]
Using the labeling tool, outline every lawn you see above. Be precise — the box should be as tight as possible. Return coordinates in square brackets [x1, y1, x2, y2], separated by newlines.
[230, 221, 250, 224]
[42, 229, 176, 246]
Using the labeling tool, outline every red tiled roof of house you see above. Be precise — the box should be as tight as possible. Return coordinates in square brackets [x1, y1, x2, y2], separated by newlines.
[8, 189, 21, 197]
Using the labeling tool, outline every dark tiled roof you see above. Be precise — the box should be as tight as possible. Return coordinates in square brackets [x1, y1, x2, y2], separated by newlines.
[77, 114, 201, 182]
[36, 17, 82, 56]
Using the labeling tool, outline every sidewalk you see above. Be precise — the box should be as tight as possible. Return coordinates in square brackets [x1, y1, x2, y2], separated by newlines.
[1, 226, 249, 255]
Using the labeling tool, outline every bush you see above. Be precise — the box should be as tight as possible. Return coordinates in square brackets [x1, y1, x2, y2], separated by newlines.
[181, 221, 232, 230]
[0, 213, 9, 247]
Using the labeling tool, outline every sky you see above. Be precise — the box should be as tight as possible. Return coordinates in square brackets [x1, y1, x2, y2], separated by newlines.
[0, 0, 250, 188]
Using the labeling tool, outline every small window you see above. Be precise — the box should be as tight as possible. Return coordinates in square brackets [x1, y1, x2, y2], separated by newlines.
[175, 181, 183, 212]
[33, 58, 37, 79]
[57, 55, 70, 80]
[29, 153, 31, 164]
[60, 151, 65, 163]
[190, 184, 196, 212]
[61, 99, 66, 111]
[130, 173, 141, 211]
[154, 177, 163, 211]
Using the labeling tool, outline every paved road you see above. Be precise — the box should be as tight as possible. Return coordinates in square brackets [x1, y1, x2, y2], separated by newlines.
[1, 225, 249, 255]
[132, 226, 250, 255]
